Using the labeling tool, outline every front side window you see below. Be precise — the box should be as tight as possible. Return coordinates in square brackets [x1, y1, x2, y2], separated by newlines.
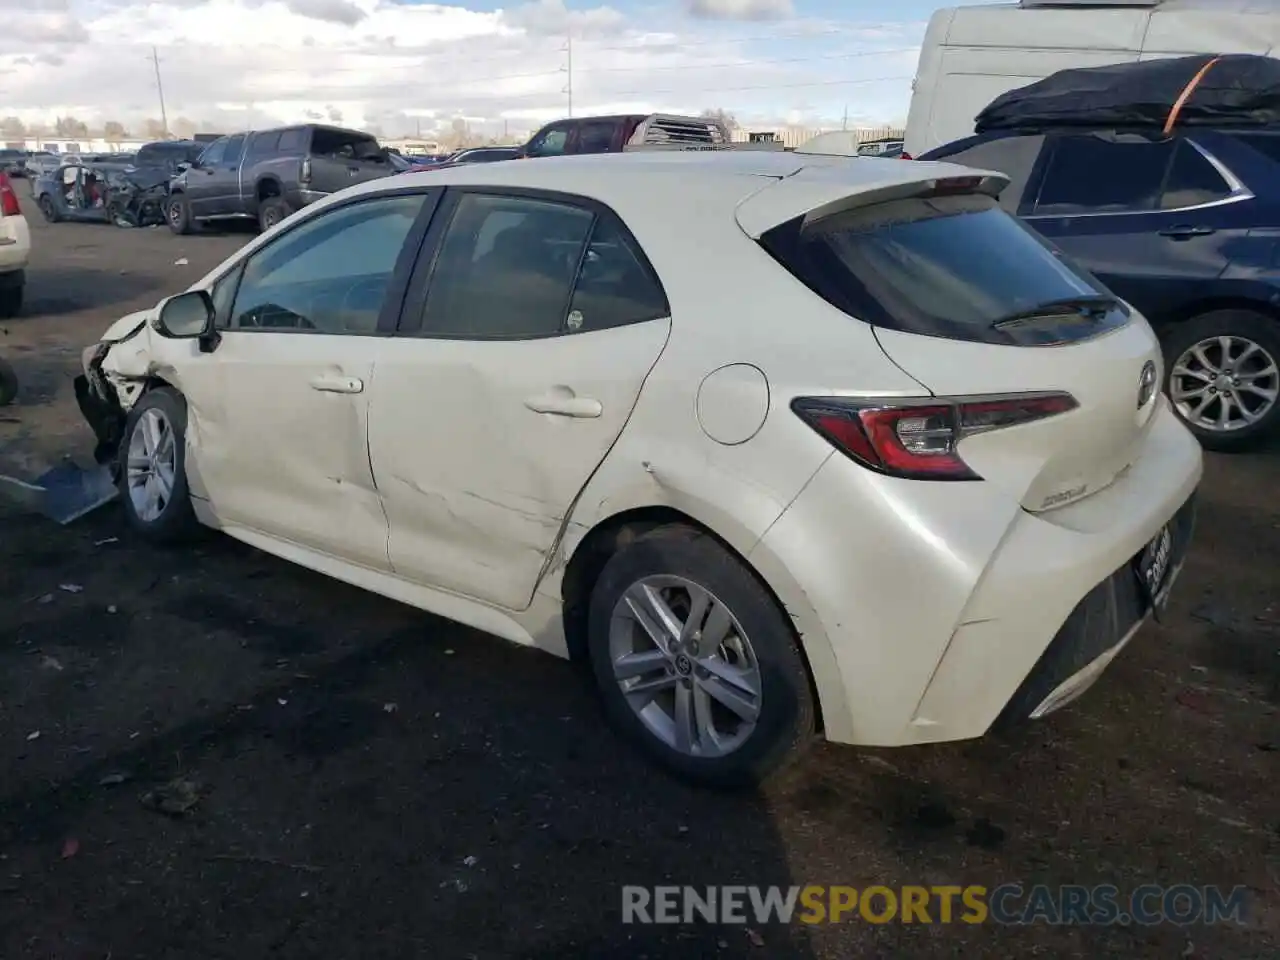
[762, 193, 1127, 347]
[197, 139, 226, 167]
[228, 193, 425, 334]
[527, 126, 570, 158]
[1033, 136, 1174, 215]
[223, 134, 247, 165]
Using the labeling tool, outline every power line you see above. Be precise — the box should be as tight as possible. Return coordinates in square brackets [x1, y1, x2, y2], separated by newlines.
[435, 74, 912, 105]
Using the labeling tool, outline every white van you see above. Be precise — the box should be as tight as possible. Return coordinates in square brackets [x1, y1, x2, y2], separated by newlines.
[904, 0, 1280, 157]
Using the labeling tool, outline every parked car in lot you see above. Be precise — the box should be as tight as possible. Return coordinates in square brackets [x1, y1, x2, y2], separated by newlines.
[167, 123, 396, 234]
[128, 140, 204, 181]
[0, 171, 30, 317]
[516, 113, 731, 158]
[0, 149, 26, 177]
[74, 151, 1201, 787]
[920, 127, 1280, 451]
[33, 160, 125, 224]
[24, 152, 61, 179]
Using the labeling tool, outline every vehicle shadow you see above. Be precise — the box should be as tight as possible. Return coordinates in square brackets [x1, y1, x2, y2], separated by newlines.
[0, 509, 819, 960]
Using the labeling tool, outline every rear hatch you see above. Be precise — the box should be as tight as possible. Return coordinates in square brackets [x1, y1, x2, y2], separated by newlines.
[741, 162, 1162, 512]
[306, 127, 395, 194]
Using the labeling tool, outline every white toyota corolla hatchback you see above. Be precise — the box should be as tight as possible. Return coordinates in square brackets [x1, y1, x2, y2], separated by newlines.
[75, 149, 1202, 787]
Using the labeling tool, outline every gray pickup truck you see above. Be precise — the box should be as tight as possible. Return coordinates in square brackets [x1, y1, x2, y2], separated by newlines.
[166, 123, 395, 234]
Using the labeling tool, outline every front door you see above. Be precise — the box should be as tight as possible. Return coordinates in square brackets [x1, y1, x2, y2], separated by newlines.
[183, 189, 435, 569]
[367, 188, 672, 610]
[185, 138, 226, 218]
[1021, 134, 1240, 319]
[207, 133, 247, 216]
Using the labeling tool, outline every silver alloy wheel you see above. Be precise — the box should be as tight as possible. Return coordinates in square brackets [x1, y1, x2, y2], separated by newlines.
[126, 407, 177, 523]
[1170, 335, 1280, 433]
[608, 574, 762, 759]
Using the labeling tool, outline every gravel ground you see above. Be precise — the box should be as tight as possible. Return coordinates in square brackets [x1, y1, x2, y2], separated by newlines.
[0, 192, 1277, 960]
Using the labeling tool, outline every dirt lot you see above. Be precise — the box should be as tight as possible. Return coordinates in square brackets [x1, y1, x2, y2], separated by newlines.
[0, 193, 1277, 960]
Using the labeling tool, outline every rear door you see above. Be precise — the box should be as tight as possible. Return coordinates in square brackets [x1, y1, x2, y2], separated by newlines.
[1020, 133, 1242, 322]
[744, 173, 1163, 512]
[366, 187, 672, 610]
[306, 127, 394, 194]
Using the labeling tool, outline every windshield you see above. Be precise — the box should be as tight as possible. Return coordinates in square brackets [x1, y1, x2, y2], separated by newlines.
[762, 193, 1129, 346]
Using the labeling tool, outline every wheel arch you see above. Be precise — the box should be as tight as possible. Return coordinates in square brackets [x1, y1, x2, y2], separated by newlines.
[1152, 294, 1280, 337]
[558, 497, 838, 736]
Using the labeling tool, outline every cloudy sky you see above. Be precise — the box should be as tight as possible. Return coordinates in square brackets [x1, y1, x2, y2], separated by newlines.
[1, 0, 944, 138]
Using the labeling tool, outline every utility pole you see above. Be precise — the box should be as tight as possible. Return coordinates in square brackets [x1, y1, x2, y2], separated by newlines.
[150, 46, 170, 138]
[562, 32, 573, 118]
[841, 105, 848, 131]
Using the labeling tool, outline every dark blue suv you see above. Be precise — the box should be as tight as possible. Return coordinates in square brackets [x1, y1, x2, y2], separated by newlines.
[920, 128, 1280, 452]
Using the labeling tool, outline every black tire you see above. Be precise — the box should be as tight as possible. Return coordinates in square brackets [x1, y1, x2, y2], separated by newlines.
[37, 195, 58, 223]
[1160, 309, 1280, 453]
[167, 194, 192, 235]
[0, 358, 17, 406]
[118, 387, 200, 544]
[586, 524, 815, 789]
[106, 202, 127, 227]
[0, 284, 20, 320]
[257, 196, 289, 233]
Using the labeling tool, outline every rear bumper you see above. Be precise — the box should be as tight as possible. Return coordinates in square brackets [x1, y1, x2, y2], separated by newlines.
[751, 399, 1202, 746]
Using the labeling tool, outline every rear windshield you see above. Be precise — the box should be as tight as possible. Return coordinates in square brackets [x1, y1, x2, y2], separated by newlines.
[311, 128, 385, 162]
[761, 193, 1130, 346]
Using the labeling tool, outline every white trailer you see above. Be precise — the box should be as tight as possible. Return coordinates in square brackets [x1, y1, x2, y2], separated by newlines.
[904, 0, 1280, 157]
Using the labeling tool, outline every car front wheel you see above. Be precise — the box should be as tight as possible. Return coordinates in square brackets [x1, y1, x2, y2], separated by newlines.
[119, 387, 199, 543]
[586, 524, 815, 788]
[1162, 309, 1280, 452]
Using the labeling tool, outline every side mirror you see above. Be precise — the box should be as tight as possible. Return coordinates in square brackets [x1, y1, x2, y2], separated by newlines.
[176, 161, 192, 172]
[154, 290, 215, 341]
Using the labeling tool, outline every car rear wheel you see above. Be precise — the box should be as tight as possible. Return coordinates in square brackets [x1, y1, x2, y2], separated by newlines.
[37, 195, 58, 222]
[1162, 309, 1280, 452]
[586, 524, 815, 788]
[119, 387, 200, 543]
[167, 195, 192, 235]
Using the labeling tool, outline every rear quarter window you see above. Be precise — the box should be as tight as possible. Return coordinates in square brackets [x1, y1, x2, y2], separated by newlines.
[760, 193, 1128, 347]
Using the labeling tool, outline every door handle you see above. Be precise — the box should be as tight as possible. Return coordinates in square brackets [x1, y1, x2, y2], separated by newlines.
[1158, 225, 1215, 239]
[523, 391, 602, 418]
[309, 375, 364, 394]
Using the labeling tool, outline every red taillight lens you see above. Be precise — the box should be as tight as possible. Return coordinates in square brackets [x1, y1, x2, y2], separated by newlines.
[899, 151, 913, 160]
[0, 173, 19, 217]
[792, 393, 1078, 481]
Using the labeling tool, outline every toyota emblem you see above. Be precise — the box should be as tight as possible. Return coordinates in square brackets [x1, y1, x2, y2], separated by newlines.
[1138, 360, 1157, 409]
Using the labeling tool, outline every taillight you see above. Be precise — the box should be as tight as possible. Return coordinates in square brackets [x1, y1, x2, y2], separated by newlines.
[791, 393, 1078, 481]
[0, 173, 19, 217]
[899, 151, 913, 160]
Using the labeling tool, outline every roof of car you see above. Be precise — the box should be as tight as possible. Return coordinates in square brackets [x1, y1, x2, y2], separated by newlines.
[372, 150, 998, 236]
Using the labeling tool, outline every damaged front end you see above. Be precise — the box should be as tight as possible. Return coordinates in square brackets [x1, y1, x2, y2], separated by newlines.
[106, 172, 170, 228]
[73, 316, 149, 478]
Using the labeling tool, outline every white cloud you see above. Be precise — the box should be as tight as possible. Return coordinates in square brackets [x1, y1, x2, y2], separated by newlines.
[0, 0, 922, 139]
[686, 0, 793, 22]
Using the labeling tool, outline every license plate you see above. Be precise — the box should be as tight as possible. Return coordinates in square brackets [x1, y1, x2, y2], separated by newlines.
[1134, 523, 1175, 618]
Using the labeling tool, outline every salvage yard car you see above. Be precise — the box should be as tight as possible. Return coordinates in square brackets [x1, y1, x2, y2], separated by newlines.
[74, 151, 1202, 787]
[31, 160, 164, 227]
[0, 171, 29, 317]
[167, 123, 397, 234]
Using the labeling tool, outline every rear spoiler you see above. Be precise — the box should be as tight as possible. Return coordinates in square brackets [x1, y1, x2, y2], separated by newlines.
[621, 114, 787, 151]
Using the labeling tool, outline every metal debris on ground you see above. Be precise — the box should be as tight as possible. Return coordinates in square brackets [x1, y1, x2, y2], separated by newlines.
[58, 583, 83, 594]
[173, 258, 189, 266]
[98, 772, 131, 786]
[139, 777, 202, 817]
[25, 731, 40, 741]
[40, 656, 63, 672]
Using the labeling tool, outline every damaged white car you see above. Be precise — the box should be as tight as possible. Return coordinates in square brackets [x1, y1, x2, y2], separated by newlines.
[76, 151, 1201, 787]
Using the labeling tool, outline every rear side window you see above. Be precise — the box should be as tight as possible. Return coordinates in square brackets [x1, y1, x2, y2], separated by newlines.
[249, 132, 281, 158]
[1160, 141, 1232, 209]
[761, 193, 1128, 347]
[1032, 136, 1173, 214]
[277, 128, 308, 152]
[576, 121, 616, 154]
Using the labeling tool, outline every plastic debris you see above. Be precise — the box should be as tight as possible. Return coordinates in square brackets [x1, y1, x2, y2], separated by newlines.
[25, 731, 40, 741]
[174, 258, 189, 266]
[59, 584, 83, 594]
[60, 838, 79, 859]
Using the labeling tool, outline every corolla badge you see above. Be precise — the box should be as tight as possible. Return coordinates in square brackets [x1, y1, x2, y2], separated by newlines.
[1138, 360, 1158, 409]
